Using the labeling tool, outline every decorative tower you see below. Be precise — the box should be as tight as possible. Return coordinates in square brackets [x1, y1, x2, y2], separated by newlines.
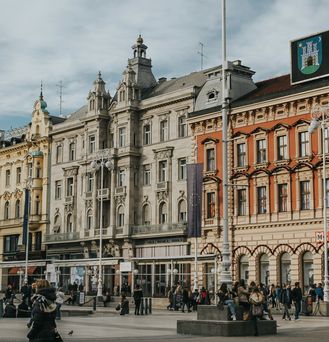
[87, 71, 111, 115]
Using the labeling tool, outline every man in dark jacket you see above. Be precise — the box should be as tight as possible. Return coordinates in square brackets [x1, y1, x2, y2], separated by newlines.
[133, 285, 143, 315]
[21, 281, 32, 307]
[181, 287, 191, 313]
[291, 282, 303, 320]
[280, 283, 292, 320]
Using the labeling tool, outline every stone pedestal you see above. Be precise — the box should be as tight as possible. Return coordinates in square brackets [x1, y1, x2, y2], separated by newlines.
[319, 302, 329, 316]
[177, 305, 277, 337]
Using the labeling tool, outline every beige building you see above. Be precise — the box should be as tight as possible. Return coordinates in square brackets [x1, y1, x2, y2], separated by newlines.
[0, 94, 65, 290]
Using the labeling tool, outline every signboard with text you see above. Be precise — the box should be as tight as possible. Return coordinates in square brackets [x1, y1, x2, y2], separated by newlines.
[291, 30, 329, 84]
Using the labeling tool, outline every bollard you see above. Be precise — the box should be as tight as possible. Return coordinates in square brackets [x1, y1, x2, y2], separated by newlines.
[140, 297, 144, 315]
[0, 299, 3, 318]
[93, 297, 97, 311]
[149, 298, 152, 314]
[144, 297, 148, 315]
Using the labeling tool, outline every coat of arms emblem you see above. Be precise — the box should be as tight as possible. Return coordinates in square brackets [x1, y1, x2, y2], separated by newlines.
[298, 35, 322, 74]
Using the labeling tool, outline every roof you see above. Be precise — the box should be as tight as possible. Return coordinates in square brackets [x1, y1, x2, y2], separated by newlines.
[49, 115, 67, 125]
[189, 74, 329, 118]
[141, 69, 209, 99]
[65, 105, 88, 121]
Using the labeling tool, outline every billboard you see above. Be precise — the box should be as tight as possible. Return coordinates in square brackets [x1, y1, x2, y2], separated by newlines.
[291, 30, 329, 85]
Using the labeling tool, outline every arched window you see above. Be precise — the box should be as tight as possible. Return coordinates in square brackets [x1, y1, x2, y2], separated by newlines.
[302, 251, 314, 293]
[280, 252, 291, 285]
[142, 204, 151, 225]
[69, 142, 75, 161]
[4, 201, 9, 220]
[259, 254, 270, 285]
[54, 215, 61, 233]
[239, 255, 249, 282]
[117, 206, 124, 227]
[86, 209, 93, 230]
[67, 213, 73, 233]
[159, 202, 167, 224]
[178, 200, 187, 223]
[15, 200, 20, 218]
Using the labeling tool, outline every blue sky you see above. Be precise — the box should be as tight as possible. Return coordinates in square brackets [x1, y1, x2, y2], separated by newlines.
[0, 0, 328, 130]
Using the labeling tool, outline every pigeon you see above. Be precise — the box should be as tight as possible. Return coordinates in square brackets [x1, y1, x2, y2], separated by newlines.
[68, 330, 74, 336]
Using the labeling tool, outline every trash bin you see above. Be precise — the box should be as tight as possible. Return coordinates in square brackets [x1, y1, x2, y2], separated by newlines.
[302, 295, 313, 316]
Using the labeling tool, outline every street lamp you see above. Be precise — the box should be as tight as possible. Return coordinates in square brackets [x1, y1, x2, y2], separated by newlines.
[91, 149, 113, 299]
[17, 269, 24, 291]
[308, 104, 329, 302]
[23, 176, 32, 284]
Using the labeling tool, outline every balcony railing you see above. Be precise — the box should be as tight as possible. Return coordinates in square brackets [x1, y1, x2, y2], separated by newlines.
[115, 186, 126, 195]
[44, 231, 80, 242]
[65, 196, 74, 204]
[130, 223, 186, 236]
[156, 181, 168, 190]
[97, 188, 110, 200]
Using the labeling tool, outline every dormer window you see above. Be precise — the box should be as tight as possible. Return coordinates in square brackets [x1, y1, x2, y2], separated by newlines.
[207, 89, 219, 102]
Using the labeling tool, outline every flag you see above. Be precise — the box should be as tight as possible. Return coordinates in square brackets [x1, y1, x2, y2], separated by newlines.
[187, 163, 203, 238]
[22, 188, 30, 245]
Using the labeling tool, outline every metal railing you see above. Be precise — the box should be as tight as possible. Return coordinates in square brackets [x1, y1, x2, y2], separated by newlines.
[44, 231, 80, 242]
[130, 223, 186, 235]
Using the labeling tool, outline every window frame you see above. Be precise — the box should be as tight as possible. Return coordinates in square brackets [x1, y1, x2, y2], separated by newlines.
[257, 186, 267, 214]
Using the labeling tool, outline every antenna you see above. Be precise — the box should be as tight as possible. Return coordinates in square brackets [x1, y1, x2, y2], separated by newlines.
[197, 42, 207, 70]
[56, 81, 65, 116]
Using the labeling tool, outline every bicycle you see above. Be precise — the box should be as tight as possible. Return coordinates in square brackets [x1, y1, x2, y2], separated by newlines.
[313, 299, 326, 316]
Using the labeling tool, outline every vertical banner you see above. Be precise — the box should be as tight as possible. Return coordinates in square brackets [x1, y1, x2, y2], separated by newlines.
[22, 188, 29, 245]
[187, 163, 203, 238]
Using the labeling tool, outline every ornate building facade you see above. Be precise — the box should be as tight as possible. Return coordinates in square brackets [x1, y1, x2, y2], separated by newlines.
[189, 73, 329, 292]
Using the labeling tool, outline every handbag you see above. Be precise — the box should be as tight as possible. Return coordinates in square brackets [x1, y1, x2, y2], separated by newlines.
[115, 304, 121, 311]
[252, 304, 263, 317]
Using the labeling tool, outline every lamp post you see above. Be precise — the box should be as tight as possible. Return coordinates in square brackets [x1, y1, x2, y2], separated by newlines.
[308, 104, 329, 302]
[91, 149, 113, 299]
[23, 176, 32, 284]
[17, 269, 24, 291]
[132, 269, 139, 291]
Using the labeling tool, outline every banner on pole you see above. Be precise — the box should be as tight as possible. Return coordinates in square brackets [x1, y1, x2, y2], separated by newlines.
[22, 188, 29, 245]
[187, 163, 203, 238]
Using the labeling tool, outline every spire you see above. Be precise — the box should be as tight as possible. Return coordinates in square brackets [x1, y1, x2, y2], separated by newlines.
[131, 34, 148, 58]
[40, 80, 44, 101]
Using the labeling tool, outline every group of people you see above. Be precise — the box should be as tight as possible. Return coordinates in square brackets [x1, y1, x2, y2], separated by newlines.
[166, 284, 211, 312]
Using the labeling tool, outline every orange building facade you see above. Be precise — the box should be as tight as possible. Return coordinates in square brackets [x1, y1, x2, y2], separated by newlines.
[189, 74, 329, 292]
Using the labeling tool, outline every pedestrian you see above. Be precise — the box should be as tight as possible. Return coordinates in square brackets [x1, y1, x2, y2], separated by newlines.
[199, 287, 207, 305]
[4, 284, 13, 304]
[237, 279, 250, 320]
[217, 282, 236, 320]
[191, 288, 199, 311]
[269, 284, 276, 308]
[249, 287, 265, 336]
[308, 284, 317, 302]
[315, 283, 324, 301]
[291, 281, 302, 320]
[55, 287, 65, 320]
[27, 279, 62, 342]
[275, 283, 282, 310]
[166, 287, 174, 310]
[280, 283, 292, 320]
[21, 281, 32, 307]
[120, 294, 129, 315]
[133, 284, 143, 315]
[103, 291, 111, 307]
[181, 287, 191, 313]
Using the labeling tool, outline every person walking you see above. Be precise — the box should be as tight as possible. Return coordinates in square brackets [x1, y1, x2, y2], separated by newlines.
[27, 279, 62, 342]
[280, 283, 292, 320]
[21, 281, 32, 307]
[120, 294, 129, 315]
[4, 284, 13, 304]
[237, 279, 250, 320]
[291, 282, 303, 321]
[133, 284, 143, 315]
[55, 287, 65, 320]
[315, 283, 324, 301]
[181, 287, 191, 313]
[249, 287, 265, 336]
[166, 287, 174, 310]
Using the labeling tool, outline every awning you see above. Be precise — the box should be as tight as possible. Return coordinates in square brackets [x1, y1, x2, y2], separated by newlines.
[8, 266, 37, 275]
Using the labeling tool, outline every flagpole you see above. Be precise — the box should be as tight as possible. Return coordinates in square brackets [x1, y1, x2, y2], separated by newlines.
[24, 185, 31, 284]
[220, 0, 232, 286]
[193, 145, 199, 291]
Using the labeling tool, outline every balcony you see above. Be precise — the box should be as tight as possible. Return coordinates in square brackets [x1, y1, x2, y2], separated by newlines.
[156, 181, 168, 191]
[44, 231, 80, 243]
[115, 186, 126, 195]
[97, 188, 110, 200]
[130, 223, 186, 237]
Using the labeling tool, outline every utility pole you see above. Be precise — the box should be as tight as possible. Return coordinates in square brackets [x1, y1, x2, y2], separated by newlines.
[56, 81, 65, 116]
[198, 42, 206, 70]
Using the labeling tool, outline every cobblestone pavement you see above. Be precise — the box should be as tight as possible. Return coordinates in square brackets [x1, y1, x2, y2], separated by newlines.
[0, 310, 328, 342]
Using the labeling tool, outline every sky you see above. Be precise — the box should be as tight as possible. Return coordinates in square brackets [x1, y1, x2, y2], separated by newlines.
[0, 0, 328, 131]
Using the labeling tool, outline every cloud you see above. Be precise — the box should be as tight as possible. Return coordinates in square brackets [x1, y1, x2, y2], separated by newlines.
[0, 0, 327, 130]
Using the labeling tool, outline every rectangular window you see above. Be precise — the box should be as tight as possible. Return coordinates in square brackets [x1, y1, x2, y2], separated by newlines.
[67, 177, 74, 196]
[278, 183, 288, 212]
[87, 173, 94, 192]
[5, 170, 10, 186]
[237, 189, 246, 216]
[143, 124, 151, 145]
[206, 192, 215, 218]
[299, 131, 309, 157]
[28, 163, 33, 179]
[118, 168, 125, 187]
[257, 186, 267, 214]
[119, 127, 126, 147]
[69, 142, 75, 161]
[89, 135, 96, 154]
[4, 235, 19, 253]
[160, 120, 168, 142]
[178, 158, 187, 180]
[159, 160, 167, 182]
[35, 200, 40, 215]
[237, 143, 246, 167]
[118, 213, 124, 227]
[178, 116, 187, 138]
[143, 165, 151, 186]
[35, 232, 42, 251]
[300, 180, 310, 210]
[36, 167, 41, 178]
[16, 167, 21, 184]
[277, 135, 287, 160]
[324, 128, 329, 154]
[55, 180, 62, 200]
[256, 139, 267, 163]
[206, 148, 215, 171]
[56, 144, 63, 163]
